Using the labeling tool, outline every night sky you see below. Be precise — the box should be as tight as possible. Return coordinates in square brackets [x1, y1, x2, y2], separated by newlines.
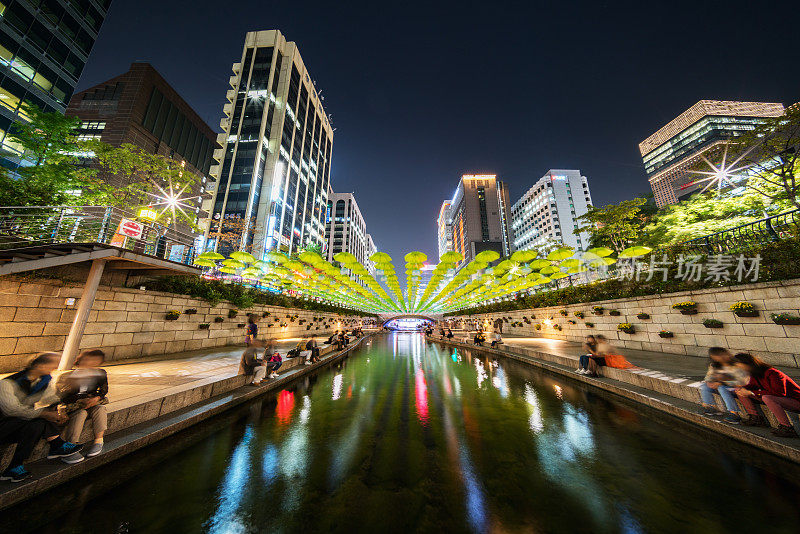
[77, 0, 799, 262]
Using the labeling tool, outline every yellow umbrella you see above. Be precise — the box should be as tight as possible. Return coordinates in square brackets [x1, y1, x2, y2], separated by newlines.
[475, 250, 500, 263]
[229, 251, 256, 264]
[546, 247, 574, 261]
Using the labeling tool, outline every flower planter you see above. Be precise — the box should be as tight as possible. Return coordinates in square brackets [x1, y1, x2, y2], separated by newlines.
[658, 331, 674, 338]
[237, 323, 245, 328]
[198, 323, 210, 330]
[703, 319, 724, 329]
[679, 309, 698, 316]
[228, 310, 238, 319]
[637, 313, 650, 320]
[214, 317, 224, 323]
[262, 312, 270, 318]
[184, 309, 197, 315]
[619, 328, 635, 334]
[585, 322, 595, 328]
[617, 323, 635, 334]
[772, 314, 800, 326]
[165, 311, 180, 321]
[734, 310, 759, 318]
[609, 310, 621, 317]
[559, 310, 568, 317]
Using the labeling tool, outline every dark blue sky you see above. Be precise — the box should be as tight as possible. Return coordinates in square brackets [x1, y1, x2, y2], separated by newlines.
[78, 0, 800, 262]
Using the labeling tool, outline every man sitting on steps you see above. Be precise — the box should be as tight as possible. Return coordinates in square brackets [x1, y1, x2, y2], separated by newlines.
[0, 353, 84, 483]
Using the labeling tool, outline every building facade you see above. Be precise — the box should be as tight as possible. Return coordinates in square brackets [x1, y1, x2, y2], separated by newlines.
[511, 169, 593, 252]
[640, 100, 785, 207]
[205, 30, 333, 258]
[438, 174, 512, 268]
[0, 0, 111, 154]
[66, 62, 216, 215]
[324, 191, 376, 273]
[436, 200, 452, 261]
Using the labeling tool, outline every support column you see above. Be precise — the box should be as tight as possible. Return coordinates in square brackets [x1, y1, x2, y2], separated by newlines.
[59, 259, 106, 370]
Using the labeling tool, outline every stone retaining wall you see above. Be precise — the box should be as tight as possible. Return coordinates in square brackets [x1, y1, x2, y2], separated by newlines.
[0, 277, 363, 372]
[449, 278, 800, 367]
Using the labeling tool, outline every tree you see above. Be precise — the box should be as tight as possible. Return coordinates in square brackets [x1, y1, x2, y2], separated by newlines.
[3, 103, 101, 206]
[644, 191, 772, 246]
[207, 214, 256, 254]
[735, 104, 800, 209]
[575, 198, 648, 252]
[91, 142, 201, 227]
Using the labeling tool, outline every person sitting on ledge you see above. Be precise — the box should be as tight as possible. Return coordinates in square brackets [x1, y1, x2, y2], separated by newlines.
[697, 347, 748, 424]
[491, 330, 503, 348]
[734, 352, 800, 437]
[473, 331, 485, 346]
[57, 349, 109, 458]
[306, 337, 320, 364]
[287, 339, 306, 358]
[239, 346, 266, 386]
[446, 329, 454, 339]
[586, 335, 635, 376]
[266, 352, 283, 378]
[0, 353, 84, 482]
[327, 332, 338, 346]
[576, 335, 598, 375]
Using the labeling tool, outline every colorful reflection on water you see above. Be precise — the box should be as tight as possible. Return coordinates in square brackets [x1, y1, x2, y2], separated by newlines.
[28, 333, 800, 533]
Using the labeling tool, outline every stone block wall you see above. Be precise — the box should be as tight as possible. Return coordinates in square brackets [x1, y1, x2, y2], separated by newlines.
[0, 277, 363, 372]
[449, 278, 800, 367]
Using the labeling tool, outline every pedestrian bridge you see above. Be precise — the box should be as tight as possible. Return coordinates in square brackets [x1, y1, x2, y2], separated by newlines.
[378, 314, 440, 327]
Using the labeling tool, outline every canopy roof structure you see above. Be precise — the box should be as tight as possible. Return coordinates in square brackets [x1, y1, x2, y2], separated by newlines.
[194, 245, 652, 314]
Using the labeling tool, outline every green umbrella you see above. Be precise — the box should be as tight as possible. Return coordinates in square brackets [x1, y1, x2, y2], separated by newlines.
[586, 246, 614, 258]
[404, 251, 428, 263]
[539, 265, 559, 275]
[510, 249, 537, 262]
[475, 250, 500, 263]
[370, 252, 393, 263]
[197, 251, 225, 260]
[265, 251, 288, 264]
[334, 252, 358, 264]
[298, 251, 324, 264]
[560, 258, 581, 269]
[439, 251, 463, 263]
[192, 258, 216, 267]
[229, 251, 256, 264]
[619, 246, 653, 258]
[221, 259, 245, 269]
[546, 247, 574, 261]
[529, 259, 551, 270]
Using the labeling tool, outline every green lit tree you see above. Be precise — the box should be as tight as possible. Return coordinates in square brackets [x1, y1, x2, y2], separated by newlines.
[575, 197, 648, 252]
[2, 103, 101, 206]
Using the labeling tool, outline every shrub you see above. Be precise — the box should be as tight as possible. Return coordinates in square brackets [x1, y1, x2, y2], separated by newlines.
[703, 318, 724, 328]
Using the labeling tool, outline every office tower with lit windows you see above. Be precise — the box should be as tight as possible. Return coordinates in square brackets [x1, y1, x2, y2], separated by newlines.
[439, 174, 512, 268]
[324, 190, 376, 272]
[437, 200, 452, 260]
[511, 169, 592, 252]
[0, 0, 111, 156]
[205, 30, 333, 257]
[66, 63, 216, 221]
[640, 100, 784, 207]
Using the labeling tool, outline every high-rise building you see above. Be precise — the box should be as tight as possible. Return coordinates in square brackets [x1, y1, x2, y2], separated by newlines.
[366, 233, 377, 274]
[437, 200, 452, 260]
[511, 169, 593, 252]
[66, 63, 216, 219]
[205, 30, 333, 258]
[324, 191, 375, 271]
[640, 100, 784, 207]
[439, 174, 512, 268]
[0, 0, 112, 155]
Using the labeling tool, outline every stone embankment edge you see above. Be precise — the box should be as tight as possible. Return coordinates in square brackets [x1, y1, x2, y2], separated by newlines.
[0, 334, 375, 511]
[431, 336, 800, 465]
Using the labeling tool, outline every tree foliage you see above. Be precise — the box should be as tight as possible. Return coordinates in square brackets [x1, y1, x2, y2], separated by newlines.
[734, 104, 800, 208]
[575, 197, 648, 251]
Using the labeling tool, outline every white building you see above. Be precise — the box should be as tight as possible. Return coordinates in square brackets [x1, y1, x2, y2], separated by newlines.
[325, 191, 377, 273]
[437, 200, 452, 260]
[511, 169, 593, 252]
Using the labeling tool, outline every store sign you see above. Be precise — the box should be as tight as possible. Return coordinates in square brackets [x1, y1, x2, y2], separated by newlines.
[138, 208, 158, 222]
[117, 219, 144, 239]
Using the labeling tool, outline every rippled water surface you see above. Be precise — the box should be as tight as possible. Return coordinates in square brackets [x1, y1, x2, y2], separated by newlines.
[22, 333, 800, 533]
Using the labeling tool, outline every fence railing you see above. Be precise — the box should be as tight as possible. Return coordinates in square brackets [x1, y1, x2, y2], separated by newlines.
[0, 206, 200, 266]
[677, 208, 800, 255]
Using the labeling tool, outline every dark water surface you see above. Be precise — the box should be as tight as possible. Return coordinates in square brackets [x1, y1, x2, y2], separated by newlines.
[12, 333, 800, 533]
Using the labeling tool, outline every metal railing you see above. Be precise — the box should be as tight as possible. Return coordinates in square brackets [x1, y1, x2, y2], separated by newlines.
[0, 206, 200, 265]
[678, 208, 800, 254]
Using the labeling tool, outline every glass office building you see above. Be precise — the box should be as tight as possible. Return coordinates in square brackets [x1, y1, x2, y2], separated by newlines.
[639, 100, 784, 207]
[0, 0, 111, 155]
[205, 30, 333, 258]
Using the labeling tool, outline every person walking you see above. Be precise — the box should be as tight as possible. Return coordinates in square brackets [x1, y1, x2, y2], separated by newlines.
[57, 349, 109, 457]
[0, 353, 84, 482]
[245, 316, 258, 346]
[734, 353, 800, 437]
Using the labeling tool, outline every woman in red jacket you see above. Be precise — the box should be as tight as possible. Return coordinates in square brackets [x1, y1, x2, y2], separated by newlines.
[734, 353, 800, 437]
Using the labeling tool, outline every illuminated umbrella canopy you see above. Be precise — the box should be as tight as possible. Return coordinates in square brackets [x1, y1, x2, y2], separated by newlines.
[546, 247, 574, 262]
[192, 258, 217, 268]
[197, 251, 225, 261]
[221, 259, 245, 269]
[334, 252, 358, 265]
[439, 251, 463, 263]
[229, 251, 256, 264]
[475, 250, 500, 263]
[265, 252, 288, 264]
[298, 251, 325, 265]
[404, 251, 427, 264]
[370, 252, 393, 264]
[529, 259, 551, 270]
[586, 246, 614, 258]
[510, 249, 537, 262]
[619, 246, 653, 258]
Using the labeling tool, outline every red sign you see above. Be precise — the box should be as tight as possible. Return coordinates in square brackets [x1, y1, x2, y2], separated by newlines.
[117, 219, 143, 239]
